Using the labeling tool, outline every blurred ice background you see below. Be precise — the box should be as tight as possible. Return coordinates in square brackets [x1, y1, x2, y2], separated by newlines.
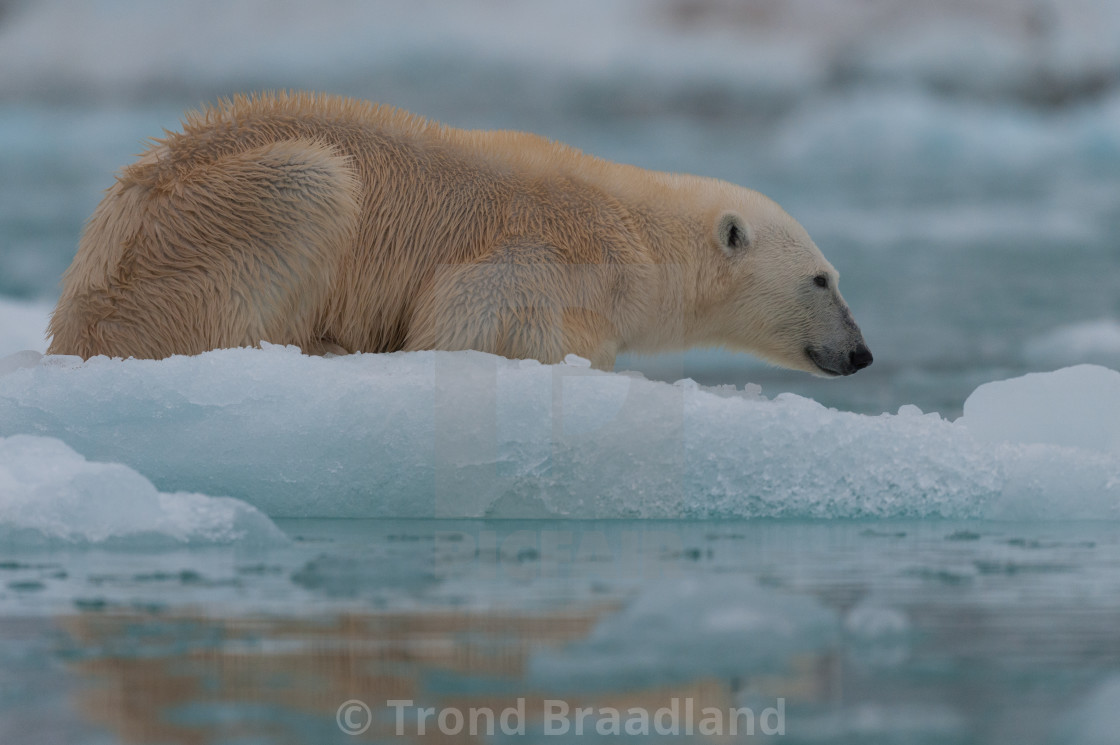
[3, 0, 1119, 415]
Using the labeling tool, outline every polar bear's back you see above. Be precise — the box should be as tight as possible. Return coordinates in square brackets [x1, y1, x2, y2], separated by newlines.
[47, 92, 642, 360]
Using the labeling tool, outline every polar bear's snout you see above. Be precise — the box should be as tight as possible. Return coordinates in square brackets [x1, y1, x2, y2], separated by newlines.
[789, 276, 873, 377]
[849, 344, 874, 371]
[806, 338, 873, 377]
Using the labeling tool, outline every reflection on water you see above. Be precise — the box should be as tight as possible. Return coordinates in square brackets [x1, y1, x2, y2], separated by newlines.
[57, 604, 813, 743]
[3, 520, 1119, 743]
[64, 608, 606, 743]
[64, 611, 810, 742]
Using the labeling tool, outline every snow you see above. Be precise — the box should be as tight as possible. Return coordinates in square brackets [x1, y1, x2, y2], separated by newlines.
[0, 434, 285, 548]
[0, 344, 1117, 523]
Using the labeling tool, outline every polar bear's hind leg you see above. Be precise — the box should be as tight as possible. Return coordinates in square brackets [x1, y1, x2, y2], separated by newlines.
[47, 139, 360, 359]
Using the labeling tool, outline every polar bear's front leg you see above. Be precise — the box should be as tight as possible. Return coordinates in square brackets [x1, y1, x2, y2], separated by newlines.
[559, 308, 617, 371]
[404, 248, 620, 368]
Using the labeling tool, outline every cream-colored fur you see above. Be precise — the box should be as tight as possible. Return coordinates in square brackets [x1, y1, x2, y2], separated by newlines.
[48, 92, 870, 375]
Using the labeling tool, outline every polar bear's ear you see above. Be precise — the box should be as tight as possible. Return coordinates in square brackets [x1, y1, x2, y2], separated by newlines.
[716, 212, 751, 254]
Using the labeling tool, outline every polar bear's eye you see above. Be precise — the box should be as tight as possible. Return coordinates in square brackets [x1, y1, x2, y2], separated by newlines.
[813, 274, 829, 289]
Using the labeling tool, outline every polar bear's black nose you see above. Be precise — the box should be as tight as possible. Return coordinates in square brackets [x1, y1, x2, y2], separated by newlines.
[849, 345, 874, 371]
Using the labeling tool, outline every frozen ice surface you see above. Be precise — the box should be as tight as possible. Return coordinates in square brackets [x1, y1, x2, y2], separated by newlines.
[0, 434, 285, 548]
[960, 364, 1120, 453]
[954, 365, 1120, 519]
[1, 346, 1117, 521]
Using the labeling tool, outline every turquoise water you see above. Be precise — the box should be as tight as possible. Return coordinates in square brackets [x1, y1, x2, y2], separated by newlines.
[5, 519, 1120, 744]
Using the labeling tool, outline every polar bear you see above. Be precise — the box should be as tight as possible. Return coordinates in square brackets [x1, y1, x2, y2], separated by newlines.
[48, 92, 872, 376]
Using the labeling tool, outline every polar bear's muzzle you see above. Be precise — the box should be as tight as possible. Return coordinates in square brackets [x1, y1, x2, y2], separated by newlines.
[806, 342, 874, 377]
[799, 289, 873, 377]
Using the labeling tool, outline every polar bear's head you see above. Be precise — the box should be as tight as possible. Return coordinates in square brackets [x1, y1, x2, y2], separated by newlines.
[702, 191, 872, 377]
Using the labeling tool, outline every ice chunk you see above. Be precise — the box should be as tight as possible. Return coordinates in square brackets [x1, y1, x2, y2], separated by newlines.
[0, 348, 1118, 521]
[955, 366, 1120, 520]
[843, 602, 912, 668]
[844, 603, 910, 639]
[959, 365, 1120, 454]
[0, 434, 285, 548]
